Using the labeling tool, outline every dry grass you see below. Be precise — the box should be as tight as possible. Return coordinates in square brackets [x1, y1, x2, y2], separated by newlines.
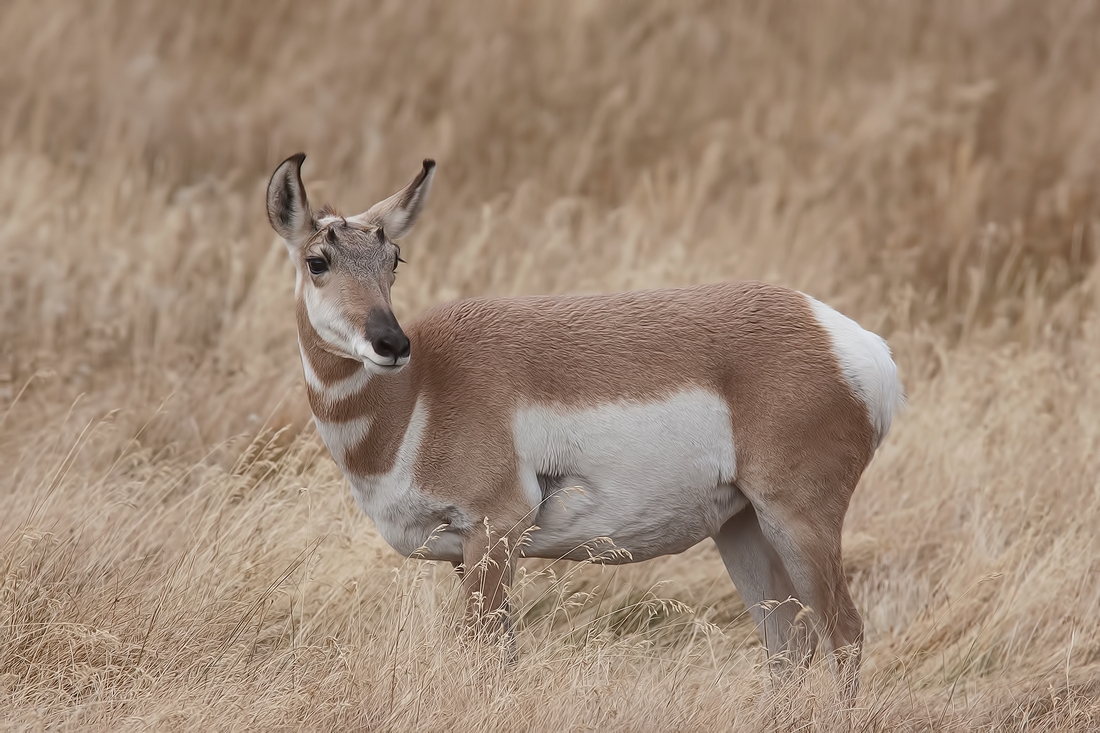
[3, 1, 1100, 730]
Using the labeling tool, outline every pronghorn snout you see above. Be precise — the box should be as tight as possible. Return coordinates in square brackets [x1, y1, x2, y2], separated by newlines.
[366, 308, 411, 365]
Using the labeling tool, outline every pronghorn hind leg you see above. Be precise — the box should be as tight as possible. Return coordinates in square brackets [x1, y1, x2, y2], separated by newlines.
[749, 498, 864, 703]
[713, 505, 816, 680]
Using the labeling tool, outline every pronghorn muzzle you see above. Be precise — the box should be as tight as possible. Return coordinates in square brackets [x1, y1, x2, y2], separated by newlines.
[366, 307, 411, 365]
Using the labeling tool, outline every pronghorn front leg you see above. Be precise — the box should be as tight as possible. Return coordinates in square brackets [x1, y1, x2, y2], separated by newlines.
[460, 515, 527, 657]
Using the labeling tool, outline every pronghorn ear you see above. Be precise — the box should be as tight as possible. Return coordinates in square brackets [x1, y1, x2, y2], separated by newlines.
[351, 159, 435, 240]
[266, 153, 316, 245]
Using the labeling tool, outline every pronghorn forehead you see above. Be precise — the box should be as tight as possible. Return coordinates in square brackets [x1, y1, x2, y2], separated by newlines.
[312, 205, 376, 237]
[315, 203, 347, 229]
[301, 209, 395, 269]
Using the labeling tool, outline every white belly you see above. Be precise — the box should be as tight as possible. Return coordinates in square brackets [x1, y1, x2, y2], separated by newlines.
[512, 389, 745, 562]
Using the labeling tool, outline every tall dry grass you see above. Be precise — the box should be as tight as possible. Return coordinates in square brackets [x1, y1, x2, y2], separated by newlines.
[2, 1, 1100, 730]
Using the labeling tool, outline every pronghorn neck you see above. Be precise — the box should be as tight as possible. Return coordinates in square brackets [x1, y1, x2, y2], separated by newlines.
[296, 305, 417, 477]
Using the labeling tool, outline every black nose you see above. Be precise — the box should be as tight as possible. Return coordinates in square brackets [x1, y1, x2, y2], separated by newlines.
[372, 330, 410, 361]
[367, 308, 411, 362]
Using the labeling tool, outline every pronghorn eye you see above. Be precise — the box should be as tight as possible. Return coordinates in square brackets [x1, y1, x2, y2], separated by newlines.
[393, 254, 405, 273]
[306, 257, 329, 275]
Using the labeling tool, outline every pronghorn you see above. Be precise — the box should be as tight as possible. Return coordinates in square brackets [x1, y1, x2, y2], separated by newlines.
[266, 153, 903, 694]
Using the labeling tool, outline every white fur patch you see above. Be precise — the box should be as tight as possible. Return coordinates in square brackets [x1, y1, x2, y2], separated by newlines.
[344, 399, 466, 561]
[316, 214, 344, 228]
[313, 413, 373, 461]
[298, 343, 374, 400]
[804, 295, 904, 448]
[512, 389, 745, 562]
[303, 284, 361, 358]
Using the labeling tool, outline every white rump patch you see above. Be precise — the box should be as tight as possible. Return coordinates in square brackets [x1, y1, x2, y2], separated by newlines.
[512, 389, 745, 562]
[804, 295, 904, 448]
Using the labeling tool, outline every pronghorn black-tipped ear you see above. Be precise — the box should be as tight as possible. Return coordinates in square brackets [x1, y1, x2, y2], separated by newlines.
[351, 159, 435, 240]
[266, 152, 315, 243]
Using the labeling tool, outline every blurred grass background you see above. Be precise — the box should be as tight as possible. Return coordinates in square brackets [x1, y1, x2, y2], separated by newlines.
[1, 1, 1099, 730]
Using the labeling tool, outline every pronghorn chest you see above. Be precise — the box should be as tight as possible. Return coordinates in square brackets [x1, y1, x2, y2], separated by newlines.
[303, 356, 466, 561]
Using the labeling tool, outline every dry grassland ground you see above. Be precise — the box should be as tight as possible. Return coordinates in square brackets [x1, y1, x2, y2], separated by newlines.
[2, 1, 1100, 730]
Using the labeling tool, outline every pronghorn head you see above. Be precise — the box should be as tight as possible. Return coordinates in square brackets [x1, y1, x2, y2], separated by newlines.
[266, 154, 435, 373]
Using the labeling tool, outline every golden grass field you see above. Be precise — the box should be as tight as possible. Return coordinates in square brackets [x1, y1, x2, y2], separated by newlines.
[3, 1, 1100, 730]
